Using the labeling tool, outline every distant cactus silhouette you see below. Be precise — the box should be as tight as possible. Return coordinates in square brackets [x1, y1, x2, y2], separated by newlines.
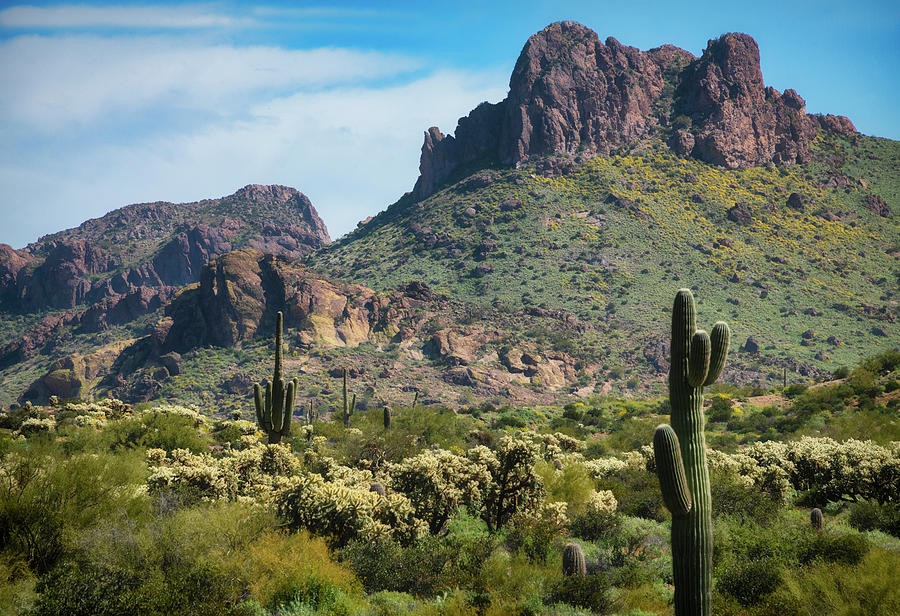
[341, 368, 356, 427]
[653, 289, 730, 616]
[253, 312, 295, 444]
[562, 542, 587, 577]
[383, 406, 391, 430]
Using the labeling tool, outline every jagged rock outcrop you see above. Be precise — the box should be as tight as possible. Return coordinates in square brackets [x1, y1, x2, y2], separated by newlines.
[412, 21, 856, 199]
[20, 239, 116, 310]
[157, 250, 445, 355]
[6, 185, 329, 314]
[150, 224, 233, 286]
[0, 244, 33, 304]
[676, 33, 818, 167]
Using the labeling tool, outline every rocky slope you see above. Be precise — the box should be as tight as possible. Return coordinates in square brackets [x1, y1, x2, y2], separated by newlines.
[310, 23, 897, 398]
[2, 22, 896, 412]
[413, 22, 855, 200]
[0, 185, 329, 368]
[20, 249, 588, 407]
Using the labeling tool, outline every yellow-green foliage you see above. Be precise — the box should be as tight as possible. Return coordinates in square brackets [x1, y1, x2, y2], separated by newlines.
[535, 148, 880, 281]
[0, 443, 148, 574]
[235, 530, 362, 610]
[773, 547, 900, 616]
[476, 547, 550, 608]
[535, 460, 595, 515]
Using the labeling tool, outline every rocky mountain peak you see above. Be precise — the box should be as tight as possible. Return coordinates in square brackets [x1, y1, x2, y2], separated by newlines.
[0, 184, 333, 368]
[232, 184, 303, 205]
[412, 23, 856, 200]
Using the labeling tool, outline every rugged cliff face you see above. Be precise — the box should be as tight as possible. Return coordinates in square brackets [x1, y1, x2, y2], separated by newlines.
[158, 250, 441, 354]
[0, 185, 330, 367]
[413, 22, 855, 199]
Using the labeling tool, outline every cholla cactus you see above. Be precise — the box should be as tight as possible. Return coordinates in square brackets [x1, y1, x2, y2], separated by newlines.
[562, 542, 587, 576]
[585, 489, 618, 516]
[147, 443, 301, 505]
[653, 289, 730, 616]
[275, 472, 426, 546]
[253, 312, 296, 444]
[16, 417, 56, 437]
[390, 448, 492, 534]
[468, 436, 545, 531]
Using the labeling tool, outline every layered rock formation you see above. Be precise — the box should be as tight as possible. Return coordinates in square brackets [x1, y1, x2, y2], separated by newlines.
[156, 250, 444, 354]
[413, 21, 855, 199]
[88, 249, 586, 403]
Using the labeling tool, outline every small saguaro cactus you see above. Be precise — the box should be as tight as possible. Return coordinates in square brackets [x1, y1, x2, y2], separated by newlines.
[653, 289, 730, 616]
[810, 507, 824, 531]
[253, 311, 296, 445]
[383, 406, 391, 430]
[341, 368, 357, 427]
[562, 542, 587, 577]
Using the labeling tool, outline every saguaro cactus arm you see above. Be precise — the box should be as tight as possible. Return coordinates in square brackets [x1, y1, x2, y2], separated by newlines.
[705, 322, 731, 386]
[654, 424, 692, 517]
[688, 330, 711, 387]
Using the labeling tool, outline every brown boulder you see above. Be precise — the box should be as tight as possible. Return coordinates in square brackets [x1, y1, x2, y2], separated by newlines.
[865, 195, 890, 217]
[668, 130, 695, 156]
[427, 328, 479, 366]
[727, 203, 754, 226]
[813, 114, 856, 135]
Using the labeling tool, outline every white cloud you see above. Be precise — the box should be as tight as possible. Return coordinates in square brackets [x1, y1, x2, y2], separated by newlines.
[0, 47, 508, 247]
[0, 35, 425, 131]
[0, 4, 244, 29]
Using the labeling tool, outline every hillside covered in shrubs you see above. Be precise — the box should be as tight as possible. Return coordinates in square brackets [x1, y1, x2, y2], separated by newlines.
[1, 348, 898, 615]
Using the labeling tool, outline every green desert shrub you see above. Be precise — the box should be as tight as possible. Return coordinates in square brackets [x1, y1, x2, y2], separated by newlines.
[342, 534, 497, 596]
[0, 444, 148, 575]
[709, 467, 783, 524]
[32, 502, 289, 616]
[796, 530, 869, 566]
[707, 395, 734, 422]
[716, 557, 783, 606]
[769, 548, 900, 616]
[597, 467, 668, 522]
[848, 500, 900, 537]
[545, 573, 613, 614]
[100, 410, 208, 453]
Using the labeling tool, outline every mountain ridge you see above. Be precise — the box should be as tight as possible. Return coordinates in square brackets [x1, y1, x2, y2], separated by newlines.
[412, 22, 855, 201]
[0, 185, 330, 368]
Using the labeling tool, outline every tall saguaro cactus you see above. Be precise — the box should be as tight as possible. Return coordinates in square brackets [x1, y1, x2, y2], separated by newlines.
[253, 311, 296, 444]
[653, 289, 730, 616]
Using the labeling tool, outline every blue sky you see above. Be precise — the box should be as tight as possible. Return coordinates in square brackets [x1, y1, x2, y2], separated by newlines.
[1, 1, 898, 248]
